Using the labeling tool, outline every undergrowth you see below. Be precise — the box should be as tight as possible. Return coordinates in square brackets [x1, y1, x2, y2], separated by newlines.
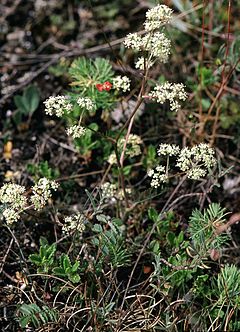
[1, 1, 240, 331]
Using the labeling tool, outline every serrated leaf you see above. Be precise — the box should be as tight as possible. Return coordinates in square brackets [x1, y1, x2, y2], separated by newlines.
[19, 316, 30, 328]
[71, 261, 79, 272]
[92, 224, 103, 233]
[40, 237, 49, 247]
[62, 254, 71, 271]
[29, 254, 42, 265]
[69, 273, 80, 283]
[52, 267, 66, 276]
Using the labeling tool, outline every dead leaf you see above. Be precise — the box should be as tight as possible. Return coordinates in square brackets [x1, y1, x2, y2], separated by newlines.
[3, 141, 13, 160]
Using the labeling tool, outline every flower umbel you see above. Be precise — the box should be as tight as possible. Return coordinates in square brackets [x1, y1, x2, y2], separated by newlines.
[66, 125, 86, 139]
[148, 82, 187, 111]
[2, 208, 21, 225]
[144, 4, 173, 31]
[77, 97, 96, 112]
[123, 33, 143, 51]
[157, 143, 180, 157]
[142, 32, 171, 63]
[0, 183, 27, 210]
[113, 76, 131, 92]
[176, 143, 217, 179]
[148, 143, 217, 187]
[30, 178, 59, 210]
[108, 134, 142, 165]
[62, 213, 86, 235]
[44, 95, 72, 117]
[148, 165, 168, 188]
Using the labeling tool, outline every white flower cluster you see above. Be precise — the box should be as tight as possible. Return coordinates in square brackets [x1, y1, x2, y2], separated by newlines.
[143, 32, 171, 63]
[108, 153, 117, 165]
[0, 183, 27, 209]
[158, 143, 180, 156]
[0, 183, 27, 225]
[0, 179, 59, 224]
[30, 178, 59, 210]
[101, 182, 131, 201]
[148, 82, 187, 111]
[124, 32, 171, 65]
[2, 209, 21, 225]
[44, 95, 72, 117]
[113, 76, 131, 92]
[135, 57, 154, 70]
[77, 97, 96, 112]
[117, 188, 132, 201]
[148, 166, 168, 188]
[144, 4, 173, 31]
[123, 4, 173, 68]
[108, 134, 142, 165]
[124, 33, 143, 51]
[148, 143, 217, 187]
[101, 182, 117, 199]
[62, 213, 86, 235]
[66, 125, 86, 139]
[176, 143, 217, 180]
[125, 134, 142, 157]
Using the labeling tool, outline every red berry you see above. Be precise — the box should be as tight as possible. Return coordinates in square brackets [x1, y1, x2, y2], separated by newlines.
[102, 81, 112, 91]
[96, 84, 103, 92]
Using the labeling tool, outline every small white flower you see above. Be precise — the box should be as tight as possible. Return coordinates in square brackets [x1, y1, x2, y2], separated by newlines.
[108, 153, 117, 165]
[101, 182, 117, 199]
[176, 147, 192, 171]
[30, 178, 59, 210]
[191, 143, 217, 168]
[108, 134, 142, 165]
[187, 167, 207, 180]
[148, 165, 168, 188]
[125, 134, 142, 157]
[62, 213, 86, 235]
[116, 188, 132, 201]
[123, 33, 143, 51]
[176, 144, 217, 179]
[148, 82, 187, 111]
[113, 76, 131, 92]
[158, 144, 180, 157]
[144, 4, 173, 31]
[66, 125, 86, 139]
[2, 208, 21, 225]
[142, 32, 171, 63]
[135, 57, 154, 70]
[44, 95, 72, 117]
[0, 183, 27, 210]
[77, 97, 96, 112]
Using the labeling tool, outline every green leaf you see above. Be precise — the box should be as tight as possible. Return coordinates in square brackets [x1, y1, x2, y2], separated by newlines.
[12, 109, 23, 125]
[29, 254, 42, 265]
[167, 231, 175, 246]
[148, 207, 159, 223]
[62, 254, 71, 271]
[14, 85, 40, 116]
[23, 85, 40, 113]
[39, 237, 49, 247]
[93, 224, 103, 233]
[14, 95, 29, 114]
[19, 316, 30, 328]
[52, 267, 66, 276]
[123, 165, 132, 176]
[69, 273, 80, 283]
[71, 261, 80, 272]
